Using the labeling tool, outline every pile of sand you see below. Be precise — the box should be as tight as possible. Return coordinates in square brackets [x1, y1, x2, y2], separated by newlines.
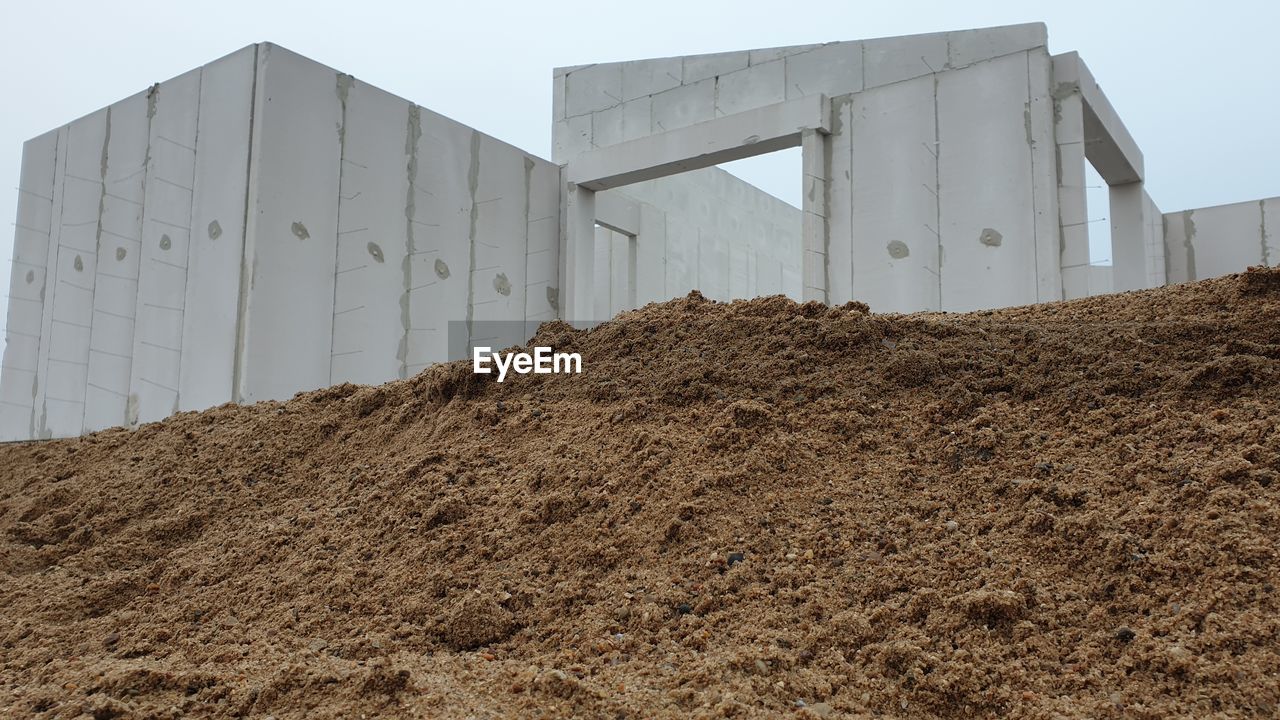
[2, 268, 1278, 719]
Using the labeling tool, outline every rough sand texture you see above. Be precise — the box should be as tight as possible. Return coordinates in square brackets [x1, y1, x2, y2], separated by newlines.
[2, 268, 1279, 719]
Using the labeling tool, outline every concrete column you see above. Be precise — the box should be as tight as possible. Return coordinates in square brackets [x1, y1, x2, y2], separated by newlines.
[1109, 182, 1151, 292]
[801, 128, 829, 304]
[562, 182, 596, 323]
[1055, 90, 1090, 299]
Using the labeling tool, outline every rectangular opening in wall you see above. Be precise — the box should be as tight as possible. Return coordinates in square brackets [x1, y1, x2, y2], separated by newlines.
[1084, 159, 1113, 295]
[593, 222, 636, 320]
[589, 144, 804, 320]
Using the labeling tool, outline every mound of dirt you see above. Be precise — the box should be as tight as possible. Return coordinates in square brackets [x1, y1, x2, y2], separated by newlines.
[2, 268, 1279, 719]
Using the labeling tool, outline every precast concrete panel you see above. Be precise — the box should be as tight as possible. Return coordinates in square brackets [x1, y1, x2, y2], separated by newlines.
[1025, 50, 1062, 302]
[621, 57, 682, 102]
[179, 47, 256, 411]
[565, 63, 622, 117]
[683, 51, 748, 84]
[238, 45, 342, 402]
[84, 90, 153, 431]
[126, 75, 201, 425]
[664, 217, 696, 298]
[592, 225, 613, 321]
[846, 76, 940, 313]
[863, 32, 948, 89]
[29, 129, 69, 440]
[0, 131, 59, 440]
[405, 110, 474, 372]
[784, 43, 863, 101]
[1055, 89, 1090, 300]
[1145, 192, 1166, 287]
[127, 72, 200, 424]
[1176, 202, 1266, 281]
[651, 79, 715, 134]
[1163, 211, 1193, 284]
[697, 229, 730, 301]
[825, 96, 854, 305]
[468, 136, 530, 352]
[592, 104, 625, 149]
[126, 73, 200, 422]
[781, 263, 801, 300]
[947, 24, 1047, 69]
[524, 159, 560, 323]
[715, 60, 785, 117]
[330, 80, 412, 386]
[635, 203, 666, 304]
[937, 53, 1038, 312]
[727, 227, 751, 300]
[38, 110, 109, 438]
[610, 229, 635, 314]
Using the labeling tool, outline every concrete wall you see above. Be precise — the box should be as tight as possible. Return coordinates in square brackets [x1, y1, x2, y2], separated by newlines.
[0, 44, 560, 440]
[555, 24, 1058, 314]
[598, 171, 802, 311]
[1163, 197, 1278, 284]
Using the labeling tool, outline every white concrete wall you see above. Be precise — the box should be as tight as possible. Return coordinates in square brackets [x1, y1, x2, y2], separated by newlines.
[1163, 198, 1278, 284]
[594, 170, 802, 313]
[830, 45, 1058, 313]
[84, 90, 152, 432]
[178, 47, 257, 412]
[0, 43, 560, 440]
[553, 24, 1047, 156]
[555, 24, 1056, 314]
[37, 108, 109, 438]
[0, 129, 60, 440]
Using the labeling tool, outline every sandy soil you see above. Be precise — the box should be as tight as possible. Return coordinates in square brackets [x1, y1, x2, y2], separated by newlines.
[1, 268, 1278, 719]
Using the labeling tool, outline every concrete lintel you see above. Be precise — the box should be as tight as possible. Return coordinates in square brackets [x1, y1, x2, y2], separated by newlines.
[566, 95, 830, 191]
[1052, 52, 1143, 184]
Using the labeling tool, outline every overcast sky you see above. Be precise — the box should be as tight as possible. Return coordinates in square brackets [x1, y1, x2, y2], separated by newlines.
[2, 0, 1277, 339]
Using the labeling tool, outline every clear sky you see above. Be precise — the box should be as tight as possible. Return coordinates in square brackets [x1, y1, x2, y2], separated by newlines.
[2, 0, 1277, 340]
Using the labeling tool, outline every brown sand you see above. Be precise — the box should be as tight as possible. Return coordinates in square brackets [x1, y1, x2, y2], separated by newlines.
[2, 268, 1279, 719]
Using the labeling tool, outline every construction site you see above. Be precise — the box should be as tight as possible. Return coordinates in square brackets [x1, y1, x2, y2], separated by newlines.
[0, 21, 1277, 719]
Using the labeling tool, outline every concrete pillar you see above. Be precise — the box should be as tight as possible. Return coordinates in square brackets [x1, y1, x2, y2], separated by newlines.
[562, 182, 596, 323]
[1055, 90, 1090, 299]
[1109, 182, 1151, 292]
[801, 128, 829, 304]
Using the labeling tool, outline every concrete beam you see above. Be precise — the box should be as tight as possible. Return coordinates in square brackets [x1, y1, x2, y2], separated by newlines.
[566, 95, 830, 191]
[1052, 52, 1143, 185]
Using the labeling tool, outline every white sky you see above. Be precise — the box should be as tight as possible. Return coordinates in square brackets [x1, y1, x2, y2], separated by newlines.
[2, 0, 1277, 338]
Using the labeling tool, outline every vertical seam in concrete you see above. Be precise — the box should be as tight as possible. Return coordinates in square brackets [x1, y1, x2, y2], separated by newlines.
[169, 69, 204, 417]
[1024, 51, 1041, 302]
[35, 129, 70, 439]
[29, 133, 61, 438]
[232, 43, 263, 404]
[662, 213, 669, 299]
[932, 73, 942, 309]
[114, 83, 161, 428]
[328, 73, 351, 384]
[1182, 210, 1197, 281]
[522, 156, 533, 324]
[860, 43, 866, 92]
[846, 100, 854, 301]
[77, 106, 113, 436]
[399, 105, 420, 379]
[464, 131, 481, 351]
[130, 84, 157, 424]
[1260, 200, 1270, 267]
